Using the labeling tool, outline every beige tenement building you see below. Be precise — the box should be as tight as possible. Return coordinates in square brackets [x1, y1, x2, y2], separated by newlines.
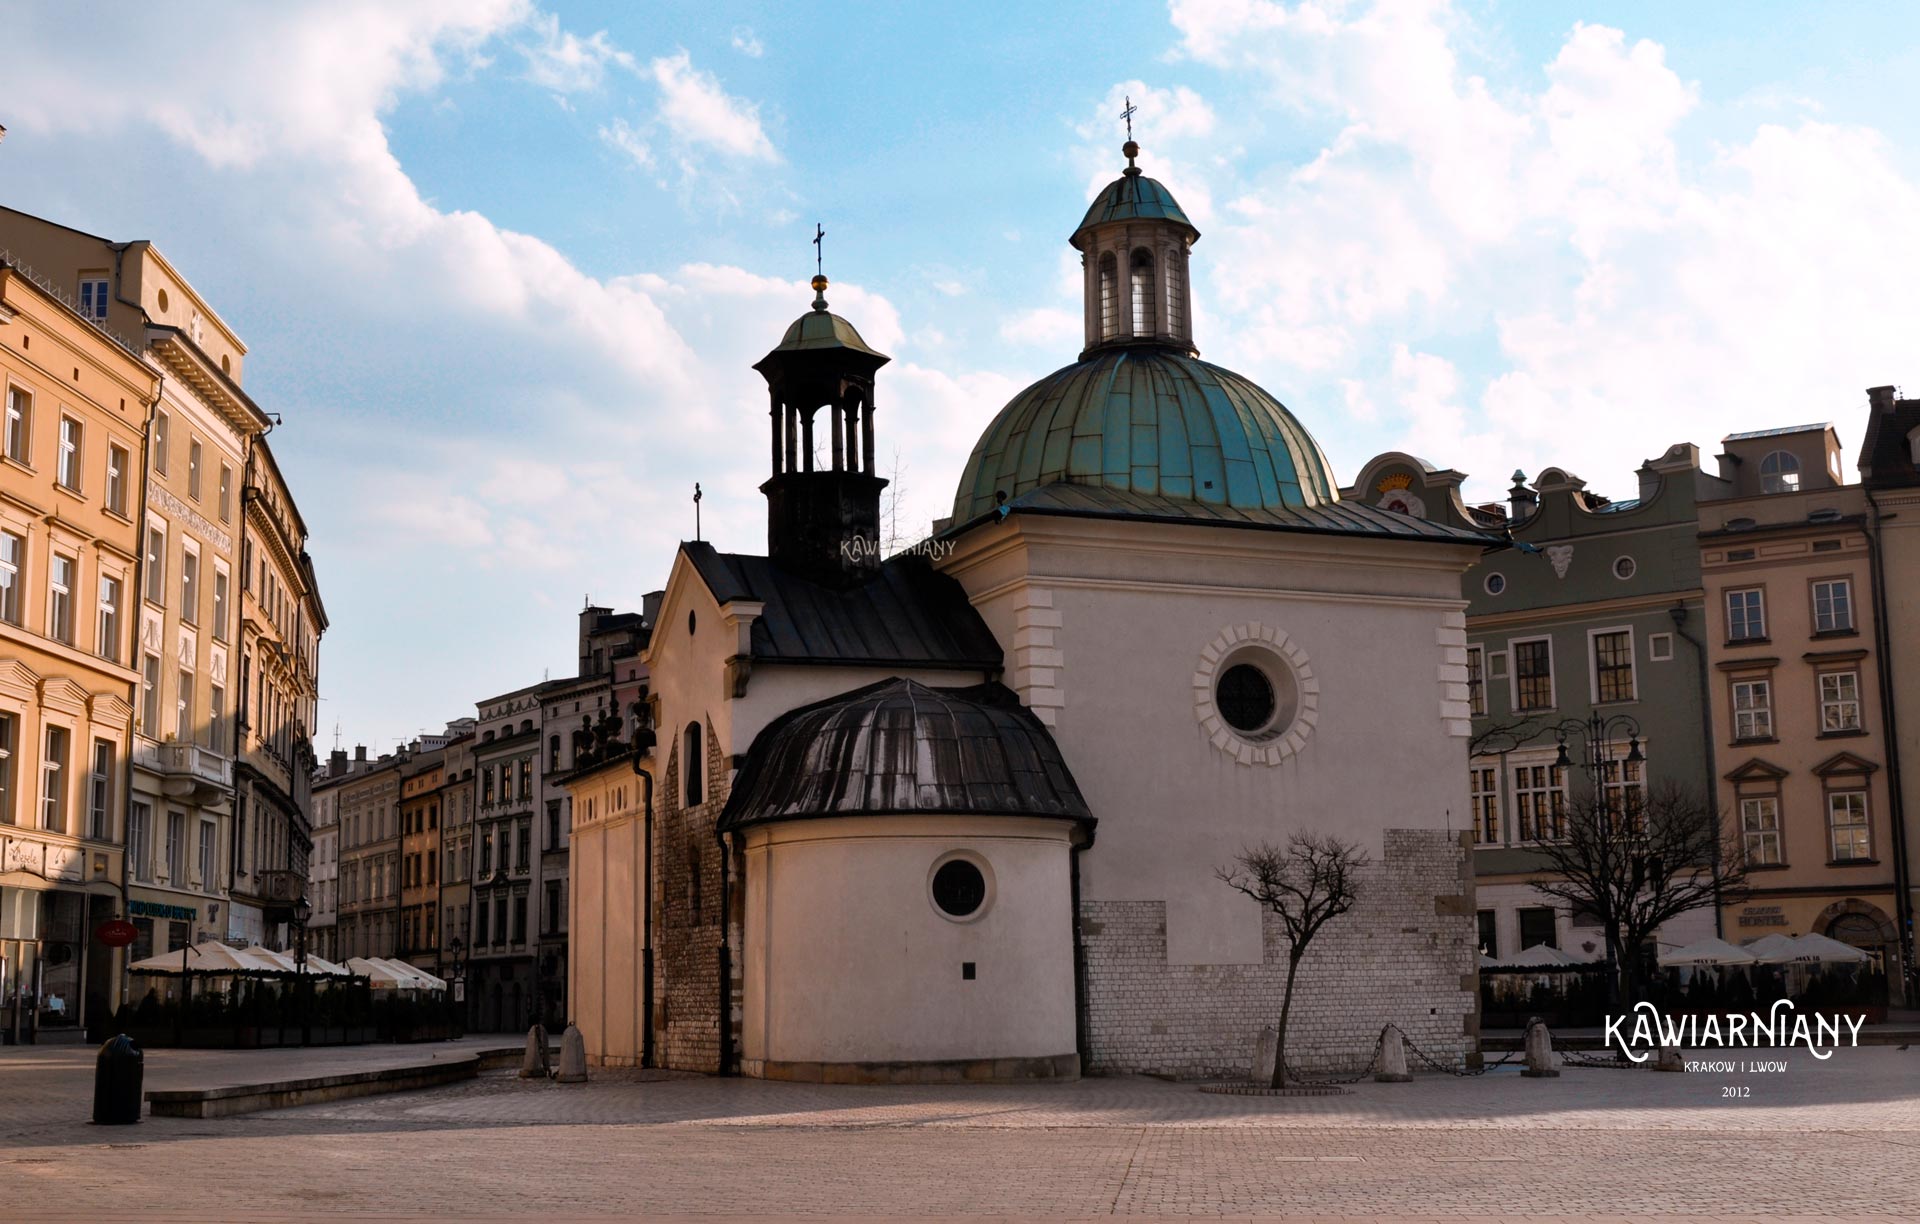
[572, 145, 1495, 1081]
[0, 255, 158, 1041]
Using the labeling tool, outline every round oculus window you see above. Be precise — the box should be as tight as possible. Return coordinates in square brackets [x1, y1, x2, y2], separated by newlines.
[1216, 663, 1277, 734]
[1484, 572, 1507, 595]
[931, 858, 987, 918]
[1613, 556, 1637, 580]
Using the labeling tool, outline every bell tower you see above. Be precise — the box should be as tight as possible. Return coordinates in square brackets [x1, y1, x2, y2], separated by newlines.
[754, 273, 891, 586]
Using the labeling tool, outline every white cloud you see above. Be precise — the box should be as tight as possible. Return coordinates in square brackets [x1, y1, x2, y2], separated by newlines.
[998, 307, 1082, 348]
[650, 49, 778, 162]
[731, 26, 765, 58]
[598, 116, 652, 167]
[519, 11, 635, 93]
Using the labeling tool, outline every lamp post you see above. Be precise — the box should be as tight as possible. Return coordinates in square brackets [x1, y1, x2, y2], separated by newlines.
[292, 896, 312, 1047]
[449, 936, 466, 1038]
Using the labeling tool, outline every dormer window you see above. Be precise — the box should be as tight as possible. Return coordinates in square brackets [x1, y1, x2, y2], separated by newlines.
[1129, 248, 1156, 337]
[1760, 450, 1800, 493]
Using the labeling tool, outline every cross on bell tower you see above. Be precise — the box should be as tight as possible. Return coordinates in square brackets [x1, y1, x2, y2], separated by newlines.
[753, 242, 891, 586]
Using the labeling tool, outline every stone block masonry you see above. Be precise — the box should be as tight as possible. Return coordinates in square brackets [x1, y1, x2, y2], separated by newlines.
[1080, 829, 1477, 1079]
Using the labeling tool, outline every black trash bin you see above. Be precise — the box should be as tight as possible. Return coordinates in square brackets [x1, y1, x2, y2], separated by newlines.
[92, 1034, 143, 1125]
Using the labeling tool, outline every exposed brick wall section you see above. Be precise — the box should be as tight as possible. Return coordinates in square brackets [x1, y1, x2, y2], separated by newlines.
[1080, 829, 1476, 1079]
[656, 719, 732, 1073]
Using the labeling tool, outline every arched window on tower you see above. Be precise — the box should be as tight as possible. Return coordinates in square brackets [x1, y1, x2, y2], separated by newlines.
[1164, 247, 1185, 340]
[1098, 252, 1118, 339]
[1760, 450, 1801, 494]
[1130, 248, 1157, 337]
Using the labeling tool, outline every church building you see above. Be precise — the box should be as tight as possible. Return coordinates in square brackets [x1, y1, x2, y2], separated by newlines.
[568, 140, 1497, 1081]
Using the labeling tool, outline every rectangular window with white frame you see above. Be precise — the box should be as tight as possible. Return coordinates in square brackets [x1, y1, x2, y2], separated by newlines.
[96, 573, 121, 663]
[212, 566, 229, 642]
[0, 529, 22, 625]
[0, 712, 13, 825]
[208, 683, 225, 754]
[1811, 579, 1854, 634]
[88, 738, 112, 841]
[56, 416, 82, 491]
[1741, 796, 1782, 866]
[46, 552, 75, 644]
[78, 277, 110, 321]
[5, 384, 31, 465]
[140, 652, 160, 735]
[1733, 678, 1773, 741]
[179, 542, 199, 625]
[1726, 587, 1766, 641]
[1828, 791, 1871, 861]
[144, 523, 166, 605]
[1647, 632, 1673, 662]
[1512, 638, 1554, 711]
[218, 463, 233, 523]
[198, 819, 216, 887]
[1820, 671, 1862, 733]
[1513, 760, 1567, 841]
[176, 668, 193, 741]
[129, 802, 152, 882]
[1600, 751, 1647, 834]
[152, 410, 169, 475]
[1465, 645, 1486, 717]
[106, 442, 129, 516]
[40, 723, 68, 833]
[1590, 627, 1636, 703]
[187, 438, 202, 501]
[1469, 763, 1500, 844]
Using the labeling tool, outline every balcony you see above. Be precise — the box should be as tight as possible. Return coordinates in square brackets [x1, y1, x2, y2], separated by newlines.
[139, 740, 234, 804]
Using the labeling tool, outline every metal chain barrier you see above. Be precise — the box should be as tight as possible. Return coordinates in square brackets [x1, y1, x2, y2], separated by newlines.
[1285, 1025, 1390, 1086]
[1399, 1025, 1524, 1077]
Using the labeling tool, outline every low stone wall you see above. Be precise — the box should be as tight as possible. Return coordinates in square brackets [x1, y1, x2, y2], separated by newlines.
[743, 1052, 1079, 1085]
[1080, 829, 1477, 1079]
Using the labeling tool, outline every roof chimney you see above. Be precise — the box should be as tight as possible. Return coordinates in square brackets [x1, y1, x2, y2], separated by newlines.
[354, 744, 368, 764]
[1507, 470, 1536, 524]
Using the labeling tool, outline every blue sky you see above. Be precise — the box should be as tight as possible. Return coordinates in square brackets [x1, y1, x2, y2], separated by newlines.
[5, 1, 1920, 753]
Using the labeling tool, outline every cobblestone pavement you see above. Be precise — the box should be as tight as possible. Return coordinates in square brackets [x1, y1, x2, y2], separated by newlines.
[2, 1043, 1915, 1219]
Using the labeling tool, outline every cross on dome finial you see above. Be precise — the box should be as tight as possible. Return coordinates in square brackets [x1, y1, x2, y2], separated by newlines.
[1120, 95, 1141, 173]
[810, 222, 830, 310]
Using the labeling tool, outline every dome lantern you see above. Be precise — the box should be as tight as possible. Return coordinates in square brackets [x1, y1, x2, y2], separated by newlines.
[1071, 141, 1200, 359]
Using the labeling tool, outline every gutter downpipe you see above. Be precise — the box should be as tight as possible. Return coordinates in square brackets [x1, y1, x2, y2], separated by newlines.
[119, 374, 163, 974]
[714, 819, 733, 1077]
[1864, 501, 1915, 1000]
[1669, 600, 1723, 938]
[1070, 821, 1097, 1074]
[630, 751, 656, 1069]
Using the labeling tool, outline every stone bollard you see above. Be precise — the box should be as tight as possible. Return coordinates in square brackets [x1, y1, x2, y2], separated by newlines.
[1374, 1025, 1412, 1083]
[1252, 1025, 1278, 1084]
[556, 1025, 588, 1084]
[1655, 1046, 1684, 1073]
[520, 1024, 550, 1079]
[1521, 1018, 1559, 1078]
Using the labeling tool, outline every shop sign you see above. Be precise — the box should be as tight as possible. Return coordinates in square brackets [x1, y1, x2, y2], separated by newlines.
[1738, 904, 1789, 928]
[96, 920, 138, 948]
[128, 899, 198, 922]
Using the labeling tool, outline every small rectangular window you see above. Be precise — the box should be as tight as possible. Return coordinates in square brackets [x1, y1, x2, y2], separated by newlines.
[0, 530, 22, 625]
[5, 385, 31, 464]
[187, 438, 202, 501]
[152, 410, 169, 475]
[0, 713, 13, 825]
[1465, 645, 1486, 717]
[1592, 629, 1634, 703]
[78, 278, 109, 321]
[1820, 671, 1862, 733]
[89, 739, 113, 841]
[145, 526, 166, 604]
[141, 653, 161, 735]
[107, 443, 129, 516]
[1828, 792, 1871, 861]
[180, 546, 199, 624]
[212, 569, 229, 642]
[1469, 764, 1499, 845]
[1733, 679, 1773, 740]
[1647, 632, 1674, 662]
[199, 820, 216, 887]
[56, 416, 82, 491]
[209, 683, 225, 753]
[1741, 796, 1781, 866]
[47, 553, 75, 644]
[176, 668, 194, 740]
[1513, 762, 1567, 841]
[1518, 906, 1558, 950]
[40, 724, 69, 832]
[1476, 910, 1498, 960]
[1513, 639, 1553, 711]
[129, 802, 152, 882]
[1726, 588, 1766, 641]
[218, 463, 233, 523]
[96, 574, 121, 663]
[1812, 579, 1853, 633]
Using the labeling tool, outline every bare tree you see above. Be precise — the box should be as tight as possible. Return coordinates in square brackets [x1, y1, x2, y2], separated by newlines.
[1528, 780, 1748, 1004]
[1217, 833, 1369, 1087]
[879, 446, 912, 556]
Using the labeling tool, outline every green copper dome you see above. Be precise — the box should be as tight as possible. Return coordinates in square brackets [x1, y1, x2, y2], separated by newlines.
[1072, 167, 1199, 247]
[766, 304, 887, 360]
[952, 347, 1339, 524]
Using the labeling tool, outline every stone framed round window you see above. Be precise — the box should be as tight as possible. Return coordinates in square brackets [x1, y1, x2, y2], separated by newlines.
[1612, 556, 1636, 581]
[928, 852, 993, 922]
[1193, 624, 1319, 766]
[1484, 572, 1507, 595]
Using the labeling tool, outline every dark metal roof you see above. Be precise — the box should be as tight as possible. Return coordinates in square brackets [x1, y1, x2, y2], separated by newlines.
[719, 678, 1092, 832]
[1073, 167, 1198, 245]
[946, 481, 1500, 546]
[1860, 389, 1920, 489]
[682, 544, 1003, 671]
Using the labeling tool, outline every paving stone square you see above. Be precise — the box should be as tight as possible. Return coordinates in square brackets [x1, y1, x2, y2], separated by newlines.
[2, 1042, 1916, 1220]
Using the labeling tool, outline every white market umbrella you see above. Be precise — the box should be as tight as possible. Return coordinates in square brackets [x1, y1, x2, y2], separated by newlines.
[244, 946, 351, 978]
[1743, 933, 1814, 964]
[301, 954, 353, 978]
[1785, 933, 1873, 964]
[1659, 937, 1758, 968]
[1492, 943, 1581, 969]
[1478, 953, 1500, 969]
[128, 941, 280, 975]
[346, 957, 419, 990]
[376, 958, 446, 991]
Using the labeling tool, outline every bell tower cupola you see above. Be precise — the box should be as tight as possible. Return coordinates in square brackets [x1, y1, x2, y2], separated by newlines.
[754, 271, 891, 586]
[1071, 137, 1200, 359]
